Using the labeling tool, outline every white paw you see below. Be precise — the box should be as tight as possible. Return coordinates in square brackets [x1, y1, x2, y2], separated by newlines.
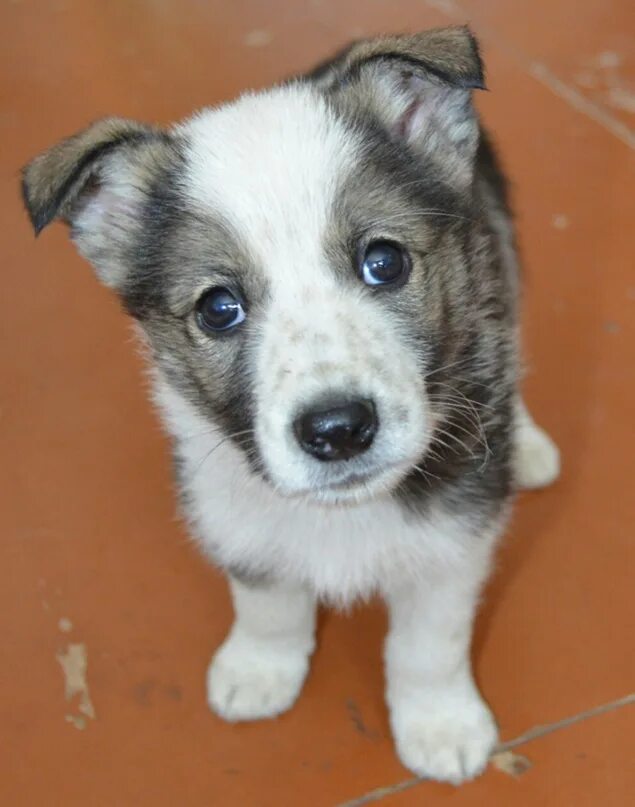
[390, 689, 498, 784]
[514, 423, 560, 490]
[207, 633, 309, 722]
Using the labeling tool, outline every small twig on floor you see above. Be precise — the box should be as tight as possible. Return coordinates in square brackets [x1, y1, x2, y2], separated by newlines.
[495, 692, 635, 752]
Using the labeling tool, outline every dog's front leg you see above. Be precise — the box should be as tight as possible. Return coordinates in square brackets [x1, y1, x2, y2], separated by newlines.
[384, 553, 498, 784]
[208, 577, 316, 722]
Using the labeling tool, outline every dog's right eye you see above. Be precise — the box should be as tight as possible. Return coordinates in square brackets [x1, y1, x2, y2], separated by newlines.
[196, 287, 246, 333]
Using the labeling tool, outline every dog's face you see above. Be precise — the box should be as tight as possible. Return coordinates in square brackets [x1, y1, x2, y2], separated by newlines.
[23, 28, 487, 504]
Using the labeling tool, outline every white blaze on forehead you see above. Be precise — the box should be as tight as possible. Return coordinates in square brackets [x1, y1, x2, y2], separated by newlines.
[178, 84, 360, 284]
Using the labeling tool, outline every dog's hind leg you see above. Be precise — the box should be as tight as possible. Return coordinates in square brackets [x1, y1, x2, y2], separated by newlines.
[513, 396, 560, 490]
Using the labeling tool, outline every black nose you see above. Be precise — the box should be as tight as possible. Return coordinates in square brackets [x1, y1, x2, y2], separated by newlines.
[293, 399, 377, 461]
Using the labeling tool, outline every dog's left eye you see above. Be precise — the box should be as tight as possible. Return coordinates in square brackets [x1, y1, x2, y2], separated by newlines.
[196, 287, 246, 333]
[360, 241, 409, 287]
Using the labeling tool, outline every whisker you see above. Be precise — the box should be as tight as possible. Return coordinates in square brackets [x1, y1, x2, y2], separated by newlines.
[424, 357, 477, 380]
[180, 426, 225, 441]
[423, 445, 445, 463]
[434, 426, 480, 460]
[429, 429, 463, 451]
[428, 382, 496, 411]
[192, 428, 255, 477]
[410, 463, 441, 486]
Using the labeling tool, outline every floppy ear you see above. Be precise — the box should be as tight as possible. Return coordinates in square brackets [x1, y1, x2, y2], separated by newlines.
[310, 26, 485, 186]
[22, 117, 172, 288]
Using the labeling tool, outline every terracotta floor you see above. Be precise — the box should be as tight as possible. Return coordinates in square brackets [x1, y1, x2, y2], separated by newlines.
[1, 1, 634, 805]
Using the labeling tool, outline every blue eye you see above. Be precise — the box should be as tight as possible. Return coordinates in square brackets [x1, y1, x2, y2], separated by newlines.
[196, 287, 246, 333]
[360, 241, 409, 287]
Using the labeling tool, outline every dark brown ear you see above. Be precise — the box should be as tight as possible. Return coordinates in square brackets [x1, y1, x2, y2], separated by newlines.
[22, 117, 162, 235]
[309, 27, 485, 185]
[309, 26, 484, 90]
[22, 117, 172, 287]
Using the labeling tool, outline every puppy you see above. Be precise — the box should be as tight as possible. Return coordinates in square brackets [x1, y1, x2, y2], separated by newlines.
[22, 27, 560, 784]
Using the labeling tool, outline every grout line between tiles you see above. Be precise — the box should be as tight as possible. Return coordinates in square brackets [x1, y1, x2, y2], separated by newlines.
[424, 0, 635, 150]
[337, 692, 635, 806]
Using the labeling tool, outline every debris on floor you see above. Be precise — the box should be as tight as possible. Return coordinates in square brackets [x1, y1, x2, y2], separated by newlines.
[56, 643, 95, 730]
[491, 750, 533, 778]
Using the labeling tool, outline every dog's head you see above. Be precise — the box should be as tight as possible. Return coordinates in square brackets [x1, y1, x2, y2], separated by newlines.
[23, 27, 490, 504]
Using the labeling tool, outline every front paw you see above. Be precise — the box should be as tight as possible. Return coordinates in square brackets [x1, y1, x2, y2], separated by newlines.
[207, 633, 309, 722]
[390, 688, 498, 784]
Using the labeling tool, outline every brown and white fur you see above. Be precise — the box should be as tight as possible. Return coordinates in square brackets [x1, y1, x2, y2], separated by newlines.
[22, 27, 559, 784]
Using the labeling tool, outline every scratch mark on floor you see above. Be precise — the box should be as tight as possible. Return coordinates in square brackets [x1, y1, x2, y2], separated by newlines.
[133, 678, 156, 706]
[57, 643, 96, 729]
[529, 62, 635, 150]
[243, 29, 272, 47]
[576, 55, 635, 114]
[346, 699, 380, 740]
[607, 87, 635, 114]
[552, 214, 569, 230]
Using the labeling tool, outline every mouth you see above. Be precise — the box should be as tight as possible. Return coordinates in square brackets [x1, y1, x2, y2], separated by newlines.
[324, 469, 380, 490]
[283, 460, 412, 505]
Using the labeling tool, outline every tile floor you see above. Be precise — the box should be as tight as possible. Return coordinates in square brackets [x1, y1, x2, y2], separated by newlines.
[1, 1, 633, 804]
